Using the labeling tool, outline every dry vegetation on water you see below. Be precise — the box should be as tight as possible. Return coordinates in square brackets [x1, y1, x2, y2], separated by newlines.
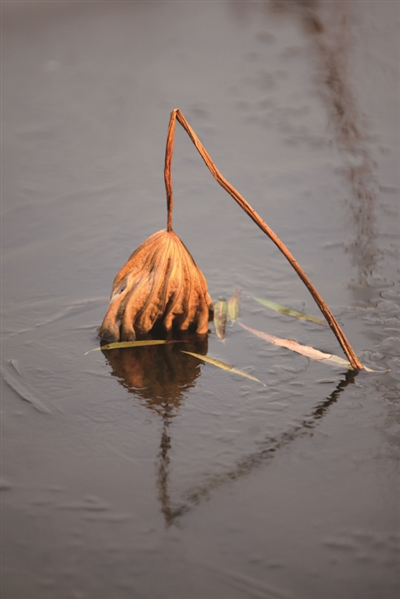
[99, 109, 363, 371]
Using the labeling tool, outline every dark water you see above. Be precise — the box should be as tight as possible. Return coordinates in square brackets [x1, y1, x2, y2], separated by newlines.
[2, 2, 399, 598]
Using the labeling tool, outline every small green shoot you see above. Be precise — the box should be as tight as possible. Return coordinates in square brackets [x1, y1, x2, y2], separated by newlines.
[228, 289, 241, 323]
[213, 299, 228, 341]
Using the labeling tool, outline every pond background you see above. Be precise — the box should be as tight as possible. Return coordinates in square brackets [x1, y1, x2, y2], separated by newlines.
[1, 1, 399, 598]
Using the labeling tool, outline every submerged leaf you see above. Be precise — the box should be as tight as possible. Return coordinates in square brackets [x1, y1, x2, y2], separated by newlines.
[85, 339, 180, 355]
[181, 350, 264, 385]
[239, 322, 366, 370]
[228, 289, 241, 323]
[213, 299, 228, 341]
[254, 298, 327, 325]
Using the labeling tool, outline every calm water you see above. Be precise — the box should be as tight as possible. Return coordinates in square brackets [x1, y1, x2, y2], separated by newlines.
[2, 2, 399, 598]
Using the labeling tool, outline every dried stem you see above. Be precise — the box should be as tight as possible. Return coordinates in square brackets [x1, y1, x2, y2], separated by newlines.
[164, 112, 176, 232]
[164, 108, 363, 370]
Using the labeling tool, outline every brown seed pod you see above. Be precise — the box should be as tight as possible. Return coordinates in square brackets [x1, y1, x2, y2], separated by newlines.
[99, 229, 212, 342]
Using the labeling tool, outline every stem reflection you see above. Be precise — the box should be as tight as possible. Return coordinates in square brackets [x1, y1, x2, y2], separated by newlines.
[102, 338, 357, 527]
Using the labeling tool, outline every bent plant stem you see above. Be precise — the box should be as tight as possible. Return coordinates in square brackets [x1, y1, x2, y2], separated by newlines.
[165, 112, 176, 232]
[164, 108, 363, 370]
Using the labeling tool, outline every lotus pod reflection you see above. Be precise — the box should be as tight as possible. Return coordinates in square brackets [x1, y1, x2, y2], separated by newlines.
[102, 333, 208, 411]
[99, 230, 212, 342]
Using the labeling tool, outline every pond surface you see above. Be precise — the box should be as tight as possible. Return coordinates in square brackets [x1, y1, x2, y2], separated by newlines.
[2, 2, 399, 598]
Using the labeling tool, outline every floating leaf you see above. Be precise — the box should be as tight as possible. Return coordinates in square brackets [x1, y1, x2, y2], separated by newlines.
[85, 339, 181, 355]
[181, 350, 264, 385]
[239, 322, 375, 371]
[228, 289, 241, 323]
[213, 299, 228, 340]
[254, 298, 327, 325]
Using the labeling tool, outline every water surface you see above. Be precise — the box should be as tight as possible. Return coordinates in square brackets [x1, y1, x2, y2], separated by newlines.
[2, 2, 399, 598]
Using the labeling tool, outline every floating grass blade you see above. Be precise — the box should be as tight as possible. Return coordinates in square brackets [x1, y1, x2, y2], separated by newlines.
[254, 298, 327, 325]
[181, 350, 264, 385]
[228, 289, 241, 323]
[213, 299, 228, 340]
[85, 339, 181, 355]
[239, 322, 375, 370]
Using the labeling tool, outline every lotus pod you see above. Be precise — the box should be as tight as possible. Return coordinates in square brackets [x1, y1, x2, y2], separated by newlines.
[99, 230, 212, 342]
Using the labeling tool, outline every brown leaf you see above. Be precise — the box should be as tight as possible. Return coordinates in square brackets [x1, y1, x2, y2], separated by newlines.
[240, 323, 380, 372]
[239, 322, 354, 368]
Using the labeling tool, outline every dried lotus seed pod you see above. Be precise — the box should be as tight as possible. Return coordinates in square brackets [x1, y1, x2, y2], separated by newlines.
[99, 229, 212, 342]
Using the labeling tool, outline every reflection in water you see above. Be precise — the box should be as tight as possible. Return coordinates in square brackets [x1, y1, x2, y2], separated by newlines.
[300, 3, 380, 288]
[102, 333, 208, 414]
[158, 414, 173, 523]
[104, 1, 376, 525]
[102, 333, 208, 524]
[235, 0, 380, 288]
[165, 369, 358, 526]
[103, 336, 357, 526]
[287, 1, 379, 286]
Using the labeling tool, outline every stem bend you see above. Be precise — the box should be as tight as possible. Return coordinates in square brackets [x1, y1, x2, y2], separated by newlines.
[164, 108, 363, 370]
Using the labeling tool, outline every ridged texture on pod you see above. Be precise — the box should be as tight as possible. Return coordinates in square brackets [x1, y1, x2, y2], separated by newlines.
[99, 229, 212, 341]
